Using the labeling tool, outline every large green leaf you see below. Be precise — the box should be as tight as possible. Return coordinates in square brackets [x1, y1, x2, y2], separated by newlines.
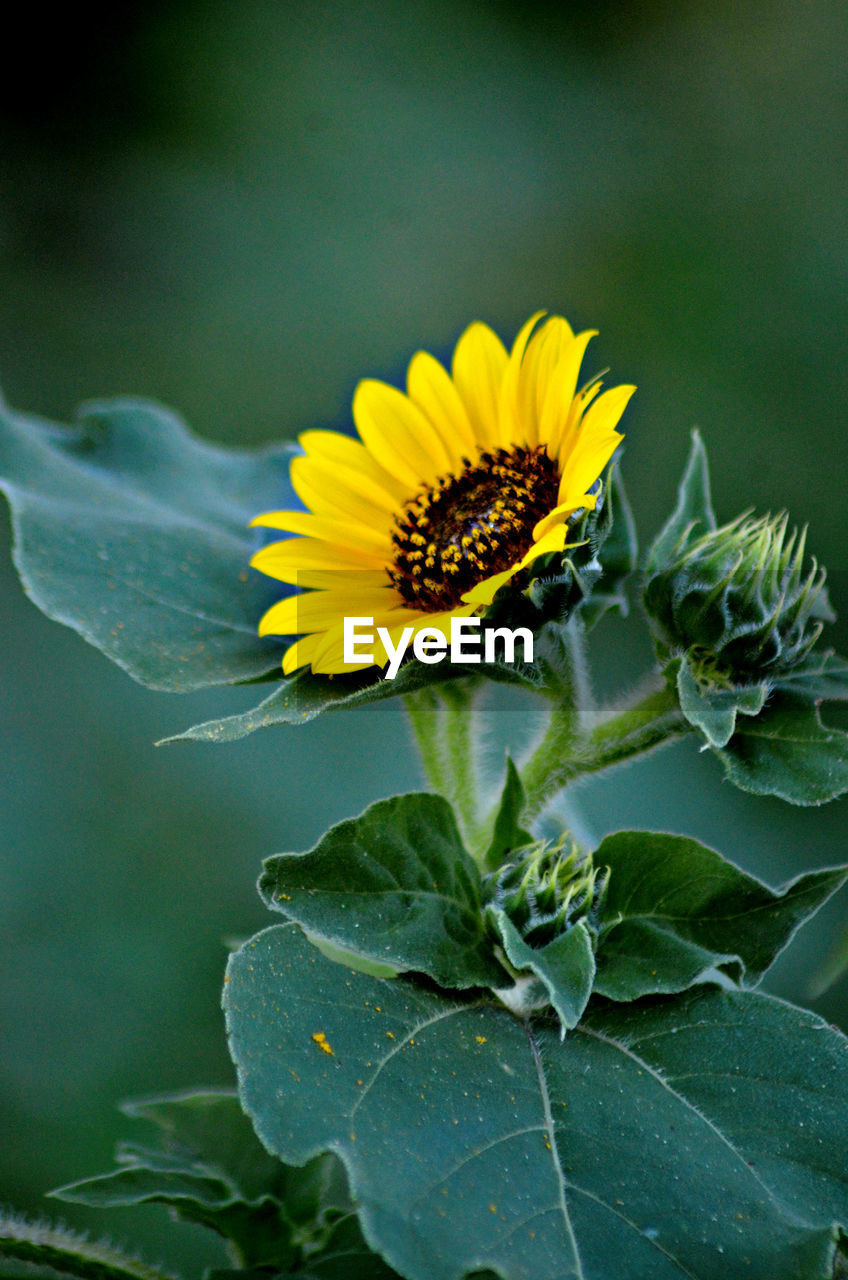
[714, 694, 848, 804]
[0, 395, 296, 690]
[644, 429, 716, 574]
[226, 924, 848, 1280]
[776, 651, 848, 702]
[592, 830, 848, 999]
[259, 793, 505, 989]
[53, 1090, 354, 1271]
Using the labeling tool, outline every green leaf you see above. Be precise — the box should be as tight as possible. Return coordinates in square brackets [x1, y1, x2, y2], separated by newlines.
[646, 429, 716, 573]
[483, 757, 534, 871]
[714, 693, 848, 804]
[0, 396, 296, 691]
[259, 793, 504, 990]
[226, 924, 848, 1280]
[161, 657, 506, 742]
[774, 650, 848, 702]
[0, 1213, 174, 1280]
[53, 1090, 352, 1271]
[208, 1213, 406, 1280]
[488, 910, 596, 1029]
[592, 830, 847, 1000]
[676, 652, 768, 748]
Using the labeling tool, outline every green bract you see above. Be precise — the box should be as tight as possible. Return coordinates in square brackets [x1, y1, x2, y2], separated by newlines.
[639, 432, 848, 800]
[644, 510, 832, 677]
[482, 837, 606, 948]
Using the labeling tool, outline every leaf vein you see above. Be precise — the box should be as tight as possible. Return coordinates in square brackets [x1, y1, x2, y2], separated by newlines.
[528, 1024, 586, 1279]
[578, 1025, 785, 1212]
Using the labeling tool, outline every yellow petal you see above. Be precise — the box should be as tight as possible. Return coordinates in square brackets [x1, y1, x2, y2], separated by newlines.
[531, 492, 600, 542]
[451, 321, 509, 447]
[557, 431, 623, 506]
[579, 383, 635, 436]
[353, 380, 452, 489]
[299, 429, 408, 501]
[309, 624, 380, 675]
[251, 537, 387, 576]
[460, 524, 569, 607]
[277, 568, 389, 591]
[496, 310, 546, 447]
[290, 457, 396, 533]
[309, 606, 430, 673]
[518, 522, 569, 567]
[556, 380, 604, 472]
[282, 632, 327, 676]
[258, 587, 400, 636]
[518, 316, 576, 447]
[251, 540, 389, 590]
[539, 330, 597, 455]
[250, 510, 392, 555]
[296, 452, 402, 515]
[406, 351, 475, 465]
[461, 567, 519, 606]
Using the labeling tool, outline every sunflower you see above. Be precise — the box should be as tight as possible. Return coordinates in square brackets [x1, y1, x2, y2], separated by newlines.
[251, 312, 634, 675]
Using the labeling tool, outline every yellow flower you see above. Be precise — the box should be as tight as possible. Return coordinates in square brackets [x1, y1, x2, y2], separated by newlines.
[251, 312, 634, 675]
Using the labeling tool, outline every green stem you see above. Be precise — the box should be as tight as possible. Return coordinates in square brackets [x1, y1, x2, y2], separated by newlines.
[518, 679, 690, 825]
[0, 1214, 178, 1280]
[404, 680, 486, 853]
[404, 686, 449, 797]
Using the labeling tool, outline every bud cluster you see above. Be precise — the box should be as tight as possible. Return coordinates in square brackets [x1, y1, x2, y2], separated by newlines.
[644, 512, 832, 680]
[484, 837, 606, 949]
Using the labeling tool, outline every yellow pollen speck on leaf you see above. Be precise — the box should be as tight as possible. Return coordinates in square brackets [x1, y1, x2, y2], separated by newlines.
[488, 1204, 497, 1215]
[278, 892, 291, 901]
[312, 1031, 334, 1056]
[476, 1036, 487, 1045]
[386, 1031, 395, 1040]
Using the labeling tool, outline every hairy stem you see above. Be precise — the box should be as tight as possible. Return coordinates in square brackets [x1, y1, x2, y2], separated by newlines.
[404, 686, 449, 796]
[404, 680, 486, 853]
[518, 679, 690, 825]
[0, 1213, 178, 1280]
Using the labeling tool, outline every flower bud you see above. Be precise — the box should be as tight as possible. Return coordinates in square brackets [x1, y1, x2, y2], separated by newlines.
[643, 512, 833, 680]
[483, 837, 606, 949]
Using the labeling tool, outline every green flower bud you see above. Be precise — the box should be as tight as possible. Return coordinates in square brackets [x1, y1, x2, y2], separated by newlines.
[643, 511, 833, 680]
[483, 837, 606, 949]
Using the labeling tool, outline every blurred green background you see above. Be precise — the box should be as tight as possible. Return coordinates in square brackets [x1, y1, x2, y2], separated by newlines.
[2, 0, 847, 1268]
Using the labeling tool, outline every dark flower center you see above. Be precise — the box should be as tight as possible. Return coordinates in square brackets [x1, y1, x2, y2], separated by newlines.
[388, 444, 560, 611]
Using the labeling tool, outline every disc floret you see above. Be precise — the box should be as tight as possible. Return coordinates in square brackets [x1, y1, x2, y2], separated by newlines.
[389, 445, 560, 611]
